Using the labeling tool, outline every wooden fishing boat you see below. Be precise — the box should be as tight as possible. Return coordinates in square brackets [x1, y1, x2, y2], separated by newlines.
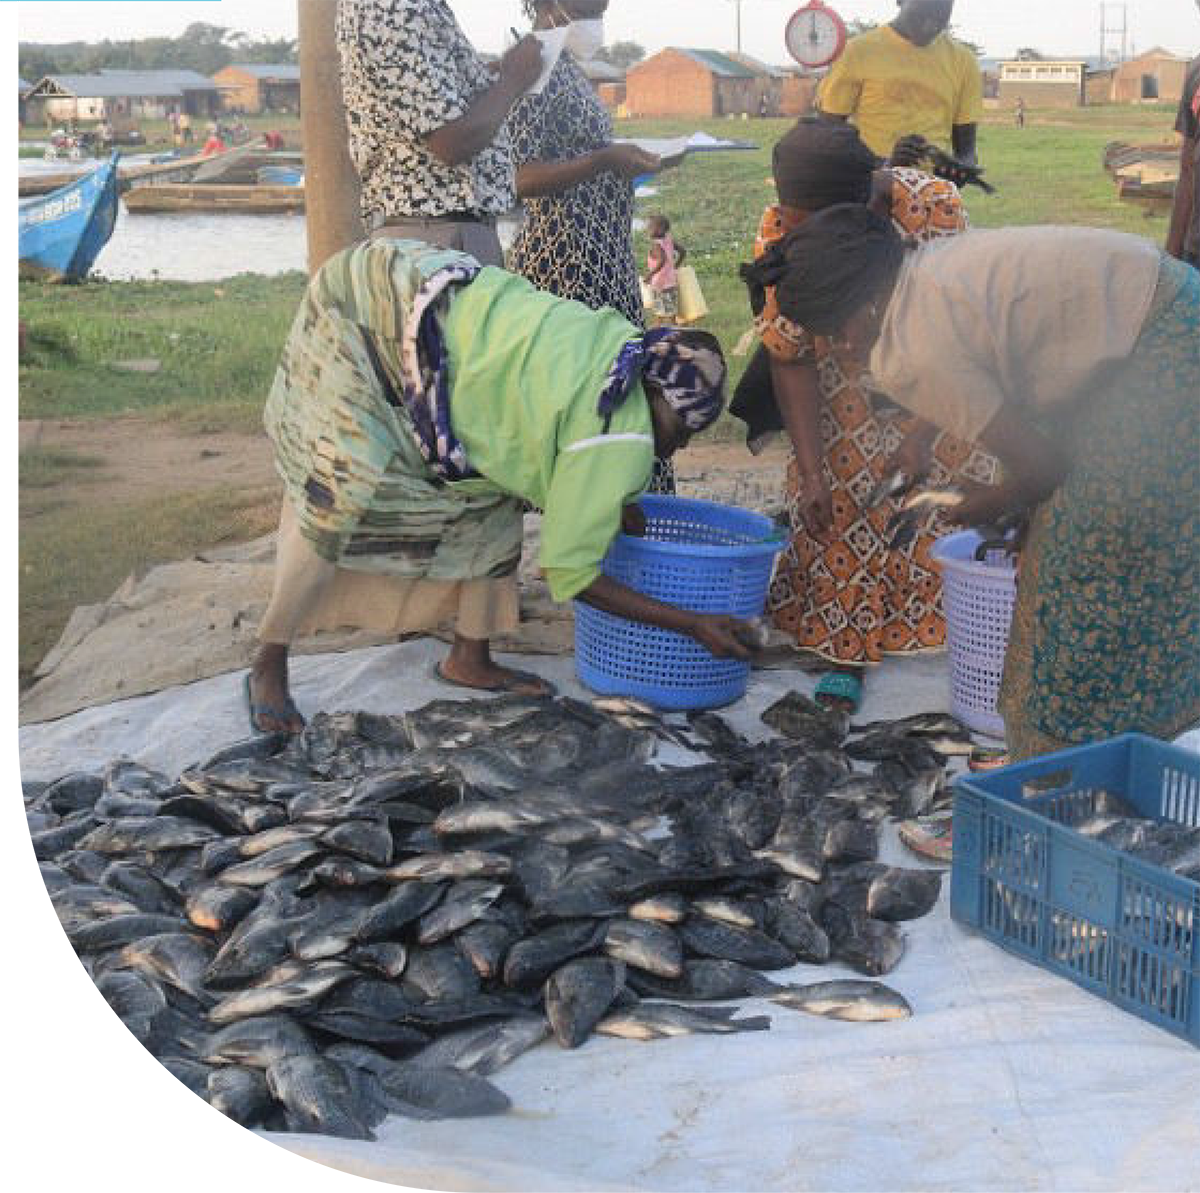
[19, 153, 121, 282]
[1117, 176, 1177, 214]
[122, 182, 305, 214]
[191, 144, 305, 185]
[18, 146, 222, 197]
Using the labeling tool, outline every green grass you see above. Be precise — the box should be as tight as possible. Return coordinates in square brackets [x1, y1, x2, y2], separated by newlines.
[19, 271, 307, 431]
[19, 483, 279, 686]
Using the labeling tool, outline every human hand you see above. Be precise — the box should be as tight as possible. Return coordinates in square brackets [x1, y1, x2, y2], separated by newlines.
[621, 503, 647, 537]
[889, 134, 928, 167]
[885, 430, 933, 484]
[687, 614, 756, 661]
[795, 474, 834, 538]
[499, 35, 544, 93]
[603, 144, 662, 180]
[951, 479, 1032, 528]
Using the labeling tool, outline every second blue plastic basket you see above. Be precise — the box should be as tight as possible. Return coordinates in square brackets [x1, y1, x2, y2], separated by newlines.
[952, 735, 1200, 1047]
[574, 495, 783, 711]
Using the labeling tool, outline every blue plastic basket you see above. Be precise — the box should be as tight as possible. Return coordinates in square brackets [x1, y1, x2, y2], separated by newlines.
[952, 735, 1200, 1046]
[574, 495, 783, 711]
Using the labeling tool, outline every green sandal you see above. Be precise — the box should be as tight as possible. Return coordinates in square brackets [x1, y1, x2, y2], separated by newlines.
[814, 671, 864, 715]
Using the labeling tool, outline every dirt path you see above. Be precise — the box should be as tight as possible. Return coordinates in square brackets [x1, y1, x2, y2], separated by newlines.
[18, 415, 790, 512]
[20, 416, 278, 506]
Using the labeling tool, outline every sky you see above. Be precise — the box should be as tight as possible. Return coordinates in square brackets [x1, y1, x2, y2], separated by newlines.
[16, 0, 1200, 62]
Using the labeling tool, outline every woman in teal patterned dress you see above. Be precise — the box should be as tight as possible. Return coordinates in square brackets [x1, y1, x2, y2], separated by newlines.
[746, 208, 1199, 760]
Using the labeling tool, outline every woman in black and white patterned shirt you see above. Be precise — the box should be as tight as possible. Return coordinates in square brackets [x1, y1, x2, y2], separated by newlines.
[337, 0, 543, 264]
[507, 0, 678, 487]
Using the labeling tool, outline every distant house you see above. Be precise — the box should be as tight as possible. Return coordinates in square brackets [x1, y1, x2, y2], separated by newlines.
[23, 69, 220, 126]
[625, 48, 780, 118]
[577, 58, 626, 113]
[779, 70, 820, 118]
[997, 60, 1090, 108]
[211, 63, 301, 115]
[0, 76, 28, 129]
[1111, 48, 1190, 104]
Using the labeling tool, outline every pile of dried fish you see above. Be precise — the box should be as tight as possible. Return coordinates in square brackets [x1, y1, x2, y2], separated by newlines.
[26, 690, 964, 1141]
[1060, 791, 1200, 882]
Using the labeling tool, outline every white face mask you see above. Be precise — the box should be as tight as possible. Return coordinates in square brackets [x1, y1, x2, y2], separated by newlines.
[563, 18, 605, 61]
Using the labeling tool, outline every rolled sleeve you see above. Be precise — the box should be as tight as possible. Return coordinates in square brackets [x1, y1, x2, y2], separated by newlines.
[540, 434, 655, 602]
[817, 48, 862, 117]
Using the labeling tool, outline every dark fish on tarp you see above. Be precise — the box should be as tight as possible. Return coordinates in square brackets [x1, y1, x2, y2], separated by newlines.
[604, 918, 684, 979]
[377, 1064, 511, 1119]
[829, 915, 906, 977]
[454, 919, 521, 981]
[353, 881, 444, 943]
[626, 959, 782, 1002]
[217, 841, 322, 887]
[80, 816, 220, 856]
[161, 1056, 214, 1097]
[680, 916, 796, 970]
[31, 816, 100, 860]
[772, 979, 912, 1022]
[417, 881, 505, 945]
[120, 932, 216, 1003]
[95, 969, 169, 1044]
[867, 868, 943, 922]
[306, 1011, 430, 1048]
[692, 897, 761, 930]
[99, 861, 183, 916]
[204, 1015, 316, 1069]
[406, 1016, 550, 1075]
[42, 773, 104, 815]
[597, 1003, 771, 1040]
[69, 913, 190, 953]
[186, 885, 260, 934]
[628, 892, 687, 924]
[236, 823, 325, 859]
[761, 692, 849, 749]
[403, 944, 482, 1003]
[266, 1054, 376, 1140]
[823, 819, 879, 865]
[207, 1065, 273, 1126]
[387, 851, 512, 883]
[545, 958, 626, 1048]
[762, 897, 830, 964]
[320, 819, 394, 867]
[208, 961, 355, 1025]
[104, 758, 174, 798]
[503, 920, 607, 989]
[205, 914, 305, 989]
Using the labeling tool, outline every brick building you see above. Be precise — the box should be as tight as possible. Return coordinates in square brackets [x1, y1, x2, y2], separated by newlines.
[24, 69, 220, 125]
[1110, 48, 1190, 104]
[625, 48, 779, 118]
[211, 63, 301, 114]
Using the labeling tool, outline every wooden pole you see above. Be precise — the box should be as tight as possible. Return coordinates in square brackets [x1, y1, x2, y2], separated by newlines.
[297, 0, 364, 274]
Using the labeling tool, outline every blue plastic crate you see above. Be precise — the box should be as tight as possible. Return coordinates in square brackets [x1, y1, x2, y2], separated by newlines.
[951, 735, 1200, 1046]
[574, 495, 782, 712]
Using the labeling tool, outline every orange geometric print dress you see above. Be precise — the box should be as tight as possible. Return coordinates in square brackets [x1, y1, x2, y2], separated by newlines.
[754, 168, 998, 665]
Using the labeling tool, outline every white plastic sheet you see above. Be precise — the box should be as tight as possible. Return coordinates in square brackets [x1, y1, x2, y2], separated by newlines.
[19, 643, 1200, 1191]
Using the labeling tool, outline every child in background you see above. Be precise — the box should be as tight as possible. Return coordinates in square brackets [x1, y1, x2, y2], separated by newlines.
[646, 215, 686, 324]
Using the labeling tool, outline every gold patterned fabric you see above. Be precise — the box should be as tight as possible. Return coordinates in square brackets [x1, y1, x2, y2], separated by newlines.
[755, 170, 997, 665]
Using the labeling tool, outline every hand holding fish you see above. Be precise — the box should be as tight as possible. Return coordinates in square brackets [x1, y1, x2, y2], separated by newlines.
[950, 479, 1031, 528]
[688, 614, 756, 661]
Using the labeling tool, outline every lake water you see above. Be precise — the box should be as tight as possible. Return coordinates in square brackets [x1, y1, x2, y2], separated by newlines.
[75, 210, 645, 283]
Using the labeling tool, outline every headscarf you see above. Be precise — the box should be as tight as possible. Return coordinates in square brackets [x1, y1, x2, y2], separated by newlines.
[598, 327, 727, 433]
[739, 204, 908, 335]
[771, 117, 880, 211]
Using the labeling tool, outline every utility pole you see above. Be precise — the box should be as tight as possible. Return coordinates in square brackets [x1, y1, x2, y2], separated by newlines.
[1099, 2, 1128, 66]
[728, 0, 745, 53]
[297, 0, 364, 275]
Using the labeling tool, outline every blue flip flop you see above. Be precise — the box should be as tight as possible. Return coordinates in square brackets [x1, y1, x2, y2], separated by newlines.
[814, 671, 864, 715]
[244, 672, 305, 735]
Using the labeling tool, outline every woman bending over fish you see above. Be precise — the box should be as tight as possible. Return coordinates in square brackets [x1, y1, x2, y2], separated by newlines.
[247, 237, 750, 732]
[733, 118, 996, 717]
[744, 207, 1199, 760]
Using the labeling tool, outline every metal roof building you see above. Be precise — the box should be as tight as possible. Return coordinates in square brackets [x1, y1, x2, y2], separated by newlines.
[24, 68, 220, 122]
[626, 47, 783, 117]
[211, 62, 301, 113]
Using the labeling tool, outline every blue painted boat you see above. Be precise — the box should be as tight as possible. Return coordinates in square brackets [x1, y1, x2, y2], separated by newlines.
[19, 153, 121, 282]
[256, 165, 303, 187]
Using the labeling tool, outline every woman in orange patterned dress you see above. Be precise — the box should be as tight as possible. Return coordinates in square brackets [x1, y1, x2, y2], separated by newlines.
[735, 119, 996, 713]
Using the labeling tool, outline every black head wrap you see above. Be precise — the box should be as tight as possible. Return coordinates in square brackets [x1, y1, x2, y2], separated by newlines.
[739, 204, 907, 336]
[771, 117, 880, 210]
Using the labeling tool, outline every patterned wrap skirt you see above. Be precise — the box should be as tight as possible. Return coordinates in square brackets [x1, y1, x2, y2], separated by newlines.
[1000, 257, 1200, 759]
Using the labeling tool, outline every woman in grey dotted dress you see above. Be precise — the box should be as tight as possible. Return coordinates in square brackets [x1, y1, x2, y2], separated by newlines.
[507, 0, 678, 491]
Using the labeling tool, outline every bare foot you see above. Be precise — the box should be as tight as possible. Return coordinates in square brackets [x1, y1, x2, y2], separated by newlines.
[435, 657, 554, 698]
[249, 645, 306, 733]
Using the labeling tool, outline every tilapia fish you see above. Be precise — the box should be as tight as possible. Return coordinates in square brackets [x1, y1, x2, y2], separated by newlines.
[31, 690, 941, 1143]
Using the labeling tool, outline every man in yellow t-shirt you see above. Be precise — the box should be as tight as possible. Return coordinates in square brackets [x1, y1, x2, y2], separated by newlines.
[818, 0, 982, 164]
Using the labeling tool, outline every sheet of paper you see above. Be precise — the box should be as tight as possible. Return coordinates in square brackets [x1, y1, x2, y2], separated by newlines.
[613, 136, 691, 167]
[522, 26, 568, 95]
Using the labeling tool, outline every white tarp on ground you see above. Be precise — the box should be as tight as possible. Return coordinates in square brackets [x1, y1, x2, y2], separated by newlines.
[18, 642, 1200, 1192]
